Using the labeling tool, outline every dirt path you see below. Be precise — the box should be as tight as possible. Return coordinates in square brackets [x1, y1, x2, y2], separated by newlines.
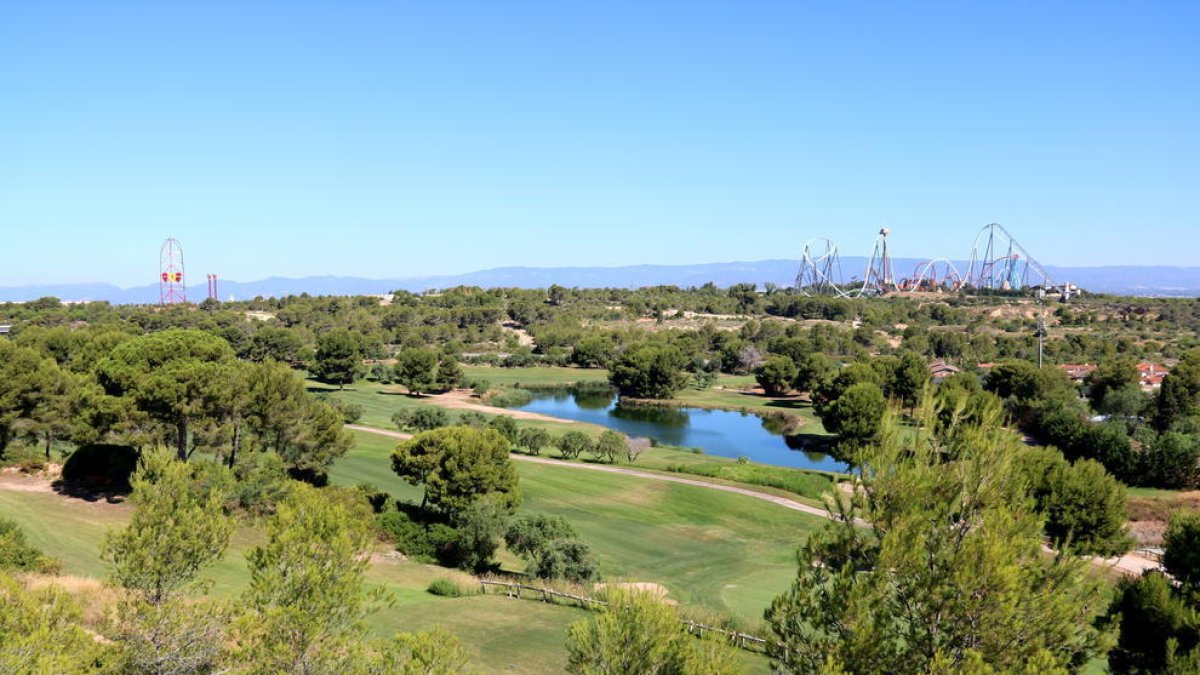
[347, 425, 839, 521]
[346, 423, 1161, 577]
[347, 424, 412, 440]
[0, 473, 56, 494]
[423, 390, 580, 424]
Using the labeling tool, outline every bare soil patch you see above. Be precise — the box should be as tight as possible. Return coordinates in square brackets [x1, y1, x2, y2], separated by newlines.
[425, 390, 580, 424]
[1127, 491, 1200, 546]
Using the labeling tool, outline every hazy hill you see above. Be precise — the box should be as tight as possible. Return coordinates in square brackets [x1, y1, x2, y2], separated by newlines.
[1, 259, 1197, 304]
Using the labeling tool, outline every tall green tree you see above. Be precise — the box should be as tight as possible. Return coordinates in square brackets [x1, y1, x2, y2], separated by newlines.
[767, 397, 1112, 673]
[1020, 447, 1132, 557]
[1163, 510, 1200, 592]
[0, 343, 67, 459]
[436, 355, 465, 391]
[558, 430, 594, 459]
[310, 329, 364, 390]
[394, 348, 439, 396]
[244, 360, 353, 481]
[1086, 356, 1139, 412]
[608, 343, 690, 399]
[594, 430, 627, 464]
[505, 513, 599, 583]
[95, 329, 237, 460]
[101, 449, 235, 605]
[819, 382, 886, 452]
[794, 352, 836, 395]
[246, 327, 303, 364]
[518, 427, 553, 456]
[392, 426, 520, 515]
[890, 351, 929, 409]
[1107, 511, 1200, 673]
[756, 355, 798, 397]
[1154, 351, 1200, 431]
[237, 485, 377, 673]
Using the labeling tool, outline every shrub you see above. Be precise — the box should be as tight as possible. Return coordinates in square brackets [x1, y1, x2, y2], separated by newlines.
[355, 482, 393, 514]
[231, 451, 293, 515]
[482, 388, 534, 408]
[518, 428, 552, 456]
[470, 379, 491, 397]
[487, 416, 520, 444]
[558, 431, 593, 460]
[392, 406, 450, 432]
[61, 443, 139, 493]
[325, 399, 364, 424]
[427, 577, 469, 597]
[376, 509, 459, 564]
[0, 517, 59, 573]
[457, 411, 488, 429]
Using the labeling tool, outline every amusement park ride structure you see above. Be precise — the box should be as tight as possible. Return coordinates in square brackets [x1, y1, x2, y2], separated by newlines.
[794, 223, 1068, 299]
[159, 238, 187, 305]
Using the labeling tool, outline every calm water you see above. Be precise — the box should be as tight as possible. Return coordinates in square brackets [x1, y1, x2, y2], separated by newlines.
[509, 388, 850, 473]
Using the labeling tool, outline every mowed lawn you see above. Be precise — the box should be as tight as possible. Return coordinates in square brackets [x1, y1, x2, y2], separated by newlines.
[335, 430, 822, 622]
[1, 425, 815, 673]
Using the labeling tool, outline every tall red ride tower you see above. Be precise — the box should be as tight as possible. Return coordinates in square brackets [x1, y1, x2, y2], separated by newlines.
[159, 238, 188, 305]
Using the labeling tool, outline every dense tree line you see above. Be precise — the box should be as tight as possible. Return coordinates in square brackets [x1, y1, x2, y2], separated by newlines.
[0, 329, 352, 487]
[0, 452, 469, 673]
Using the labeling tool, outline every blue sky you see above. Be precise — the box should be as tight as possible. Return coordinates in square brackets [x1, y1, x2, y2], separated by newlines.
[1, 1, 1197, 286]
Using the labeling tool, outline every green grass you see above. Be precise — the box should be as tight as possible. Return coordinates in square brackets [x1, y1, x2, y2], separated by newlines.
[0, 489, 124, 579]
[311, 379, 602, 438]
[671, 386, 830, 435]
[1, 426, 812, 672]
[334, 430, 822, 622]
[632, 449, 839, 503]
[461, 365, 610, 387]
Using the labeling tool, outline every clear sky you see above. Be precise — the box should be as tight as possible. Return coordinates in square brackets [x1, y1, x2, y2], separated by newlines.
[2, 1, 1197, 286]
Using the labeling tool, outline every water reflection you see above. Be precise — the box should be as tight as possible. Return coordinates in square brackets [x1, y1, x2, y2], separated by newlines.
[510, 387, 849, 473]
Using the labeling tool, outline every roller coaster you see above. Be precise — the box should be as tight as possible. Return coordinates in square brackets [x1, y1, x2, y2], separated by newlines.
[793, 223, 1065, 298]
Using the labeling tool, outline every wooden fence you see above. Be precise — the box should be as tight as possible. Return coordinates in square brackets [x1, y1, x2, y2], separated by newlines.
[478, 580, 773, 655]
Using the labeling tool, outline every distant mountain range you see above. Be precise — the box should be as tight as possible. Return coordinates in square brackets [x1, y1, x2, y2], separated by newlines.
[1, 259, 1197, 304]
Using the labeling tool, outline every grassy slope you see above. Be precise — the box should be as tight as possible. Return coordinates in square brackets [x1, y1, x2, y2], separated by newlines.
[461, 365, 610, 387]
[319, 366, 838, 503]
[335, 430, 821, 622]
[2, 431, 813, 673]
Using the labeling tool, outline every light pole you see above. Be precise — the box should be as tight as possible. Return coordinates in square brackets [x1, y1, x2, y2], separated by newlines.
[1035, 288, 1047, 369]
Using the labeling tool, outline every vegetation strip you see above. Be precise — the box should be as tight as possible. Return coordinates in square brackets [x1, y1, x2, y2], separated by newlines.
[349, 423, 1159, 578]
[479, 580, 773, 654]
[347, 423, 833, 519]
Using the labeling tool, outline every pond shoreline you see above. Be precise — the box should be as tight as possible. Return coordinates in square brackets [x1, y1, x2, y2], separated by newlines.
[616, 397, 809, 435]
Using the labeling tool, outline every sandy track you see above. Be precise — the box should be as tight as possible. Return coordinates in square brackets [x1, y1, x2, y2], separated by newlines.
[0, 473, 55, 493]
[348, 424, 839, 520]
[347, 423, 1161, 577]
[422, 390, 579, 424]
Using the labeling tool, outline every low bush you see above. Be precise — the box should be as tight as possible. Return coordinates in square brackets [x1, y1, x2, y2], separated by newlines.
[355, 482, 393, 514]
[392, 406, 450, 432]
[427, 577, 478, 597]
[61, 443, 139, 493]
[231, 451, 293, 515]
[0, 517, 60, 574]
[326, 399, 364, 424]
[482, 388, 534, 408]
[376, 509, 459, 564]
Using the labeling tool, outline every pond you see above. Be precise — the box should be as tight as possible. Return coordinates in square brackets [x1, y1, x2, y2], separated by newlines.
[506, 388, 851, 474]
